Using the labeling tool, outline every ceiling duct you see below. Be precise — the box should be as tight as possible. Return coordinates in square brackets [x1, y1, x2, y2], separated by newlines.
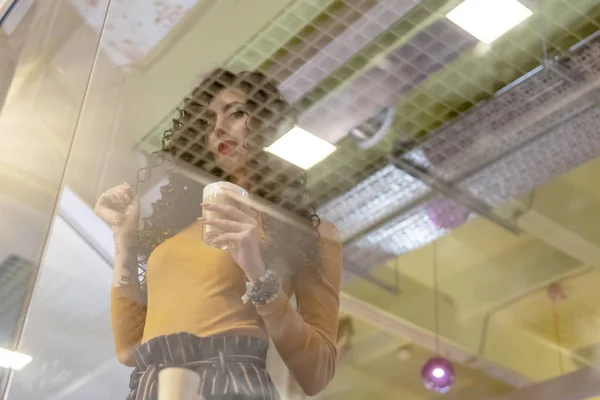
[348, 107, 395, 150]
[319, 32, 600, 278]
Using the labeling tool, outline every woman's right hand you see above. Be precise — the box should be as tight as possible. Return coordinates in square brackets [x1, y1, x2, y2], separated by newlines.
[95, 183, 140, 238]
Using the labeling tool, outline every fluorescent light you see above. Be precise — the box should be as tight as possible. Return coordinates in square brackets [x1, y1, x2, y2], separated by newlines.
[0, 347, 32, 370]
[266, 126, 336, 170]
[446, 0, 533, 44]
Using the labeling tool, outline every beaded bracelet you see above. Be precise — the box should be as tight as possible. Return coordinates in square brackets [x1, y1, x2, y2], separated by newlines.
[241, 269, 282, 305]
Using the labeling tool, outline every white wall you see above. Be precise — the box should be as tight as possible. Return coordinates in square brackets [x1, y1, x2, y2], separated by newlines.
[6, 214, 129, 400]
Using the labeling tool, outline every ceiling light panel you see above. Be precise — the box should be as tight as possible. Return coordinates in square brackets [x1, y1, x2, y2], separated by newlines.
[446, 0, 533, 44]
[0, 348, 31, 370]
[266, 126, 336, 170]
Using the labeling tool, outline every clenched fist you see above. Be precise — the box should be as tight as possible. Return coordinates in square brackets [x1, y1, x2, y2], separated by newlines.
[95, 183, 140, 237]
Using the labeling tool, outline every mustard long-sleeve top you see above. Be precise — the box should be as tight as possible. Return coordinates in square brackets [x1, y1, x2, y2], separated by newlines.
[111, 220, 342, 396]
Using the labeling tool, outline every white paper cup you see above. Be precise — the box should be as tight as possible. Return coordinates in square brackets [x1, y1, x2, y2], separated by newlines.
[158, 367, 202, 400]
[202, 181, 248, 249]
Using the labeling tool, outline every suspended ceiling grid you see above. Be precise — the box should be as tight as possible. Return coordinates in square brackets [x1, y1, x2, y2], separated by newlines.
[139, 0, 600, 212]
[300, 0, 600, 205]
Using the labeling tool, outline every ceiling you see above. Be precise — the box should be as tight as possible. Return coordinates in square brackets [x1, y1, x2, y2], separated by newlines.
[2, 0, 600, 399]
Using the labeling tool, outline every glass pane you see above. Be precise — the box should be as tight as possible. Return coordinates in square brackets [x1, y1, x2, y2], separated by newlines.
[0, 0, 110, 394]
[3, 0, 600, 399]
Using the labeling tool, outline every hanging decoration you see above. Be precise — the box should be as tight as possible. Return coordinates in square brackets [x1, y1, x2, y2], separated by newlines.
[421, 240, 456, 393]
[421, 357, 456, 393]
[426, 196, 469, 230]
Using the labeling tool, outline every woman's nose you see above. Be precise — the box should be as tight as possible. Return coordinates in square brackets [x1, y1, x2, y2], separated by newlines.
[214, 126, 227, 138]
[213, 118, 228, 138]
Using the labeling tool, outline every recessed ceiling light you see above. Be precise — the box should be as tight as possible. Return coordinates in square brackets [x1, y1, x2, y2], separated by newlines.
[446, 0, 533, 44]
[266, 126, 337, 170]
[0, 347, 32, 370]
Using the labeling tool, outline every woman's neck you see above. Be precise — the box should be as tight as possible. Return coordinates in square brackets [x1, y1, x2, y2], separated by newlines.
[229, 172, 251, 191]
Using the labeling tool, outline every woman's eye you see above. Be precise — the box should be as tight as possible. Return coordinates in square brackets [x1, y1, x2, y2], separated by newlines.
[230, 110, 247, 119]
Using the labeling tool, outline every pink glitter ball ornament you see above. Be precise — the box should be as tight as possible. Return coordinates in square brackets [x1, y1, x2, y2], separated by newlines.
[426, 198, 469, 229]
[421, 357, 456, 393]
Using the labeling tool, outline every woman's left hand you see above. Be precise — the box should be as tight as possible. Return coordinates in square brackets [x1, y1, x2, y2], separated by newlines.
[200, 190, 266, 282]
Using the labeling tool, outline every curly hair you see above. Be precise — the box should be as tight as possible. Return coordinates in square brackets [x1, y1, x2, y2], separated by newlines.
[135, 69, 322, 284]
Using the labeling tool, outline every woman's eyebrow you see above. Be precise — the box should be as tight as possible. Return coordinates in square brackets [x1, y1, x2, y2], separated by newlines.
[223, 101, 246, 113]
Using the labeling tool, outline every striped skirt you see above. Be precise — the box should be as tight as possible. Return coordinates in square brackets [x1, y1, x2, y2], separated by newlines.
[127, 332, 279, 400]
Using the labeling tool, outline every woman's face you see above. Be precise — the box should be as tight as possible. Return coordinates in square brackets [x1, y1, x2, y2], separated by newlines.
[205, 88, 251, 175]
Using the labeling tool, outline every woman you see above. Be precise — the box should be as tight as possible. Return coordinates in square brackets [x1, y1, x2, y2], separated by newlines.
[95, 69, 342, 399]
